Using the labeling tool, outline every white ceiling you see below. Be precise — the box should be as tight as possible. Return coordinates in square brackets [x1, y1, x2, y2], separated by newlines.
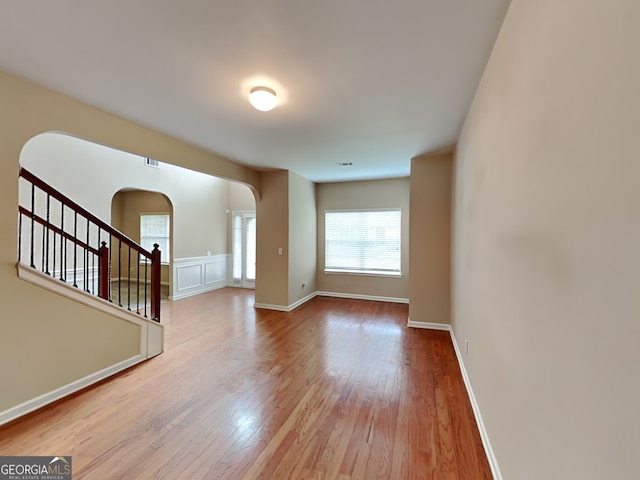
[0, 0, 509, 183]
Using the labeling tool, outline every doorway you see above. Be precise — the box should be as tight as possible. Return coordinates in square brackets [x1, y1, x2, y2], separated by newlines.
[232, 211, 256, 289]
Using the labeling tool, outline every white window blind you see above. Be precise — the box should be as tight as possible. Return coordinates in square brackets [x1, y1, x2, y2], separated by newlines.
[140, 214, 170, 263]
[325, 209, 401, 275]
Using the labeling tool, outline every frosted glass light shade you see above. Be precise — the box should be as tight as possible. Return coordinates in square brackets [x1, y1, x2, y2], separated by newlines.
[249, 86, 277, 111]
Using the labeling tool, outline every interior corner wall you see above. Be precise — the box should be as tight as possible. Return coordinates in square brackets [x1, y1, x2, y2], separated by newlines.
[287, 172, 316, 305]
[408, 153, 452, 325]
[255, 171, 289, 307]
[316, 178, 410, 300]
[452, 0, 640, 478]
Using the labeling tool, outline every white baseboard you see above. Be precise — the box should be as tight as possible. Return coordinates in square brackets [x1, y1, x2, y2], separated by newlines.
[0, 354, 145, 427]
[255, 291, 409, 312]
[169, 280, 226, 301]
[450, 330, 502, 480]
[254, 291, 317, 312]
[253, 302, 289, 311]
[407, 319, 451, 330]
[316, 291, 409, 304]
[288, 292, 317, 310]
[405, 317, 501, 479]
[13, 264, 164, 426]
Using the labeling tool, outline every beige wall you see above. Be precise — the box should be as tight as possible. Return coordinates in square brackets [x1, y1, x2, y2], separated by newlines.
[111, 190, 172, 284]
[228, 181, 257, 212]
[21, 133, 231, 259]
[316, 178, 409, 299]
[453, 0, 640, 478]
[409, 153, 451, 325]
[288, 172, 317, 304]
[112, 190, 173, 243]
[0, 70, 259, 414]
[255, 171, 289, 306]
[255, 171, 316, 308]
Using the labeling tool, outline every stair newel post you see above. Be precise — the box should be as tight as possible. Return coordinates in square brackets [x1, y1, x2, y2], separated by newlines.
[151, 244, 161, 322]
[98, 241, 110, 301]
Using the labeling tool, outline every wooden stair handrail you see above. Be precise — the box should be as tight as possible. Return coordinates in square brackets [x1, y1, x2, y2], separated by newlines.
[19, 167, 162, 322]
[19, 167, 153, 259]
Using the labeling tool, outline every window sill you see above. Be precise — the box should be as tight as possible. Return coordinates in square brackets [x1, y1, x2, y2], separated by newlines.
[324, 269, 403, 279]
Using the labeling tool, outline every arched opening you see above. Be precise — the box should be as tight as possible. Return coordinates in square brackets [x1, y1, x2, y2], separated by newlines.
[111, 189, 173, 302]
[19, 132, 256, 304]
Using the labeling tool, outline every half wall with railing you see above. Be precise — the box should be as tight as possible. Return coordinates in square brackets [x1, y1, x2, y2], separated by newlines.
[17, 167, 162, 322]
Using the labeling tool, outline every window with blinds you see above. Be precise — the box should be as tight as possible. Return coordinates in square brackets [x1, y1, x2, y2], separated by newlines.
[324, 209, 401, 276]
[140, 214, 170, 263]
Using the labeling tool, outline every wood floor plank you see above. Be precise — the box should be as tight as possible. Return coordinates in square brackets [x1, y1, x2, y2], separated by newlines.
[0, 288, 492, 479]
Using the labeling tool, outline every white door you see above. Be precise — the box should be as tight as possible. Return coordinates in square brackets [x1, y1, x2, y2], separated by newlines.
[232, 211, 256, 289]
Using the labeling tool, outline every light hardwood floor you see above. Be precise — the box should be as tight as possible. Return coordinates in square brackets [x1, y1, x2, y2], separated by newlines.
[0, 288, 491, 479]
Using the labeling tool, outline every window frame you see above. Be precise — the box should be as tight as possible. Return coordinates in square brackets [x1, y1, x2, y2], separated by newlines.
[324, 208, 402, 278]
[139, 213, 171, 265]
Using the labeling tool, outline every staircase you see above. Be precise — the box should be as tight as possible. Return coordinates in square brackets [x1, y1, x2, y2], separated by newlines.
[17, 167, 163, 322]
[0, 168, 165, 426]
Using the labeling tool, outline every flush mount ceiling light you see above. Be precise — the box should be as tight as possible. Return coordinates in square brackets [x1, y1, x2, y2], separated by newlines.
[249, 86, 278, 112]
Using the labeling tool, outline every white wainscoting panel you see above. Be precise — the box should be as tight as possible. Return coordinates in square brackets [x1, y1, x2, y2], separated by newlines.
[170, 255, 228, 301]
[177, 264, 203, 291]
[205, 261, 224, 286]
